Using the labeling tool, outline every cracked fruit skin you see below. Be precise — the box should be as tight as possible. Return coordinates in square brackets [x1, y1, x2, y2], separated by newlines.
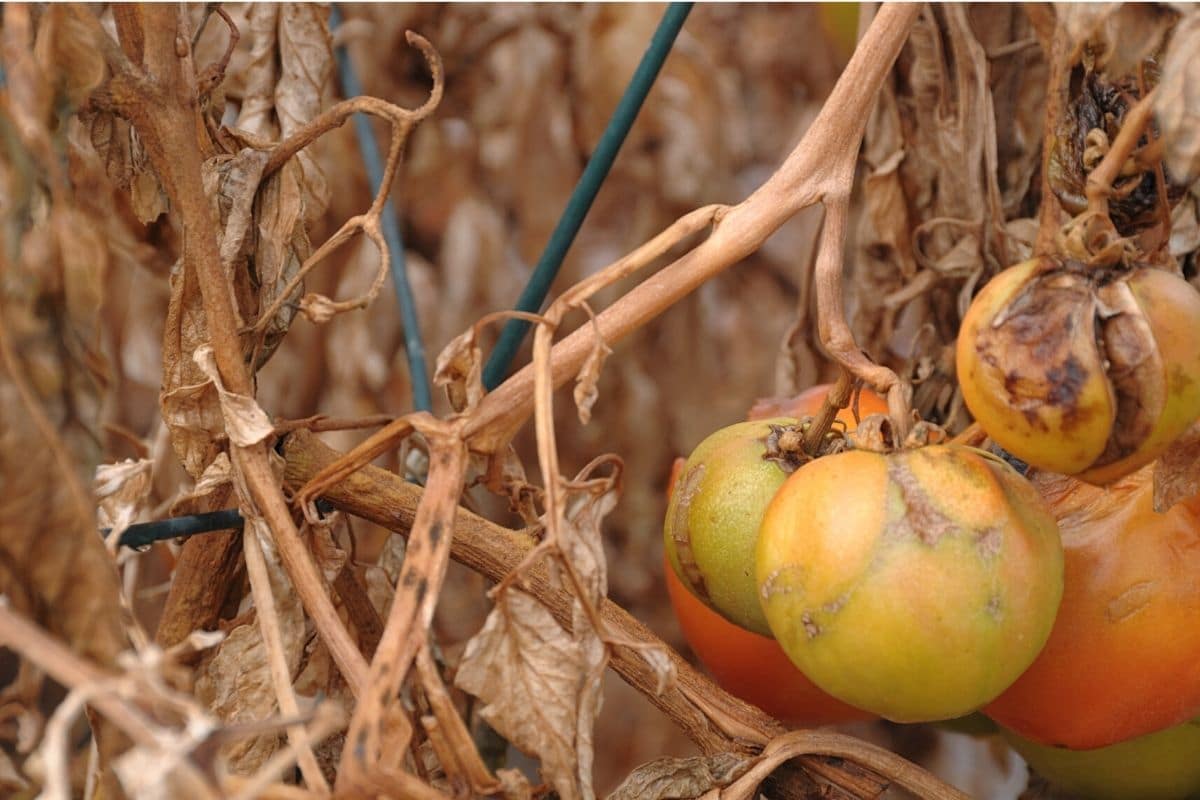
[986, 465, 1200, 749]
[956, 258, 1200, 484]
[664, 418, 798, 635]
[1003, 718, 1200, 800]
[756, 444, 1064, 723]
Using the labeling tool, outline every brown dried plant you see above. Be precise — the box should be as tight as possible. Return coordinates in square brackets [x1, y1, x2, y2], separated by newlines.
[3, 3, 1200, 800]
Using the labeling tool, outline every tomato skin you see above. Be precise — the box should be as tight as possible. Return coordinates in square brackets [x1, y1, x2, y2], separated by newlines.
[747, 384, 890, 423]
[957, 258, 1200, 484]
[986, 465, 1200, 749]
[1004, 718, 1200, 800]
[664, 556, 873, 726]
[757, 444, 1063, 723]
[664, 417, 798, 636]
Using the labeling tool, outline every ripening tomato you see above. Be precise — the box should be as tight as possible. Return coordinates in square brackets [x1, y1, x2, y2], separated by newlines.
[757, 444, 1064, 723]
[662, 384, 884, 724]
[1004, 718, 1200, 800]
[986, 465, 1200, 749]
[747, 383, 890, 423]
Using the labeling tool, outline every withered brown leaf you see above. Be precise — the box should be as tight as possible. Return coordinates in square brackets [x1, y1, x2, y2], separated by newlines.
[455, 589, 598, 800]
[1155, 10, 1200, 185]
[1154, 420, 1200, 513]
[604, 752, 752, 800]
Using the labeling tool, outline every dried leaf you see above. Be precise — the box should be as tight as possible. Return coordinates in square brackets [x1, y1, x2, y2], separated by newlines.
[1155, 11, 1200, 184]
[434, 325, 485, 413]
[1154, 420, 1200, 512]
[192, 345, 274, 447]
[605, 753, 753, 800]
[237, 4, 281, 138]
[32, 5, 105, 109]
[573, 321, 613, 426]
[455, 590, 595, 800]
[194, 526, 306, 774]
[95, 458, 153, 538]
[275, 4, 333, 221]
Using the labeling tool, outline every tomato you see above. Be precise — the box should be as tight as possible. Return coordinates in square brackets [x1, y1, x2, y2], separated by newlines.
[662, 384, 885, 724]
[757, 444, 1063, 723]
[747, 383, 890, 424]
[986, 465, 1200, 749]
[664, 417, 800, 635]
[957, 257, 1200, 484]
[664, 555, 873, 726]
[1004, 718, 1200, 800]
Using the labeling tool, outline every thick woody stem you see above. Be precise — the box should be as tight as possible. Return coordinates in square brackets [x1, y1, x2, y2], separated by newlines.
[100, 4, 368, 692]
[462, 2, 922, 453]
[282, 430, 965, 800]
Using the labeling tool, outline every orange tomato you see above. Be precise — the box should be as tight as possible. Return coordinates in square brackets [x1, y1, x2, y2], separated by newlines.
[986, 465, 1200, 748]
[661, 383, 887, 725]
[747, 383, 890, 423]
[664, 555, 872, 726]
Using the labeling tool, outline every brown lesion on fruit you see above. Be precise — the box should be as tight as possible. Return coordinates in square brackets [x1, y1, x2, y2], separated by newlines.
[985, 593, 1003, 621]
[885, 458, 959, 547]
[670, 462, 711, 602]
[1106, 580, 1155, 623]
[981, 266, 1109, 433]
[1089, 276, 1163, 468]
[976, 526, 1002, 561]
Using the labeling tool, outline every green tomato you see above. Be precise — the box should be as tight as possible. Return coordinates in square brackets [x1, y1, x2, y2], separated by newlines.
[1004, 719, 1200, 800]
[664, 418, 798, 636]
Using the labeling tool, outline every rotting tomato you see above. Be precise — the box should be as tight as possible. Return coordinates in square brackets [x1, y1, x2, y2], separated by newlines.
[756, 444, 1063, 723]
[1003, 717, 1200, 800]
[986, 465, 1200, 749]
[956, 257, 1200, 484]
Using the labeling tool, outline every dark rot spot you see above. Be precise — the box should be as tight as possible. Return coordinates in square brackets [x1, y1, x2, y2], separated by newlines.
[415, 577, 428, 605]
[1045, 355, 1087, 408]
[428, 520, 443, 547]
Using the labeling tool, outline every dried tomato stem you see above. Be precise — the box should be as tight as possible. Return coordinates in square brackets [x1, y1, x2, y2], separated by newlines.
[1085, 86, 1159, 220]
[801, 369, 854, 455]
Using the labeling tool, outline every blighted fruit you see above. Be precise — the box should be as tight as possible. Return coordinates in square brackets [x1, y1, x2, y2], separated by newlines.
[756, 444, 1063, 723]
[664, 418, 802, 635]
[1004, 718, 1200, 800]
[957, 257, 1200, 483]
[986, 465, 1200, 749]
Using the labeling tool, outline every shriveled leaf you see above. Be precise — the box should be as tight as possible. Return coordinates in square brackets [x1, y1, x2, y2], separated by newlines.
[605, 753, 753, 800]
[32, 5, 105, 109]
[194, 526, 306, 774]
[455, 589, 595, 800]
[1155, 11, 1200, 184]
[236, 4, 281, 137]
[434, 325, 485, 413]
[275, 4, 333, 220]
[1154, 420, 1200, 512]
[95, 458, 153, 539]
[192, 345, 274, 447]
[1090, 4, 1176, 78]
[573, 323, 613, 426]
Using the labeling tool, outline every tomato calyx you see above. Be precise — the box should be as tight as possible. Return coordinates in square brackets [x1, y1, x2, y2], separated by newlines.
[763, 419, 849, 471]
